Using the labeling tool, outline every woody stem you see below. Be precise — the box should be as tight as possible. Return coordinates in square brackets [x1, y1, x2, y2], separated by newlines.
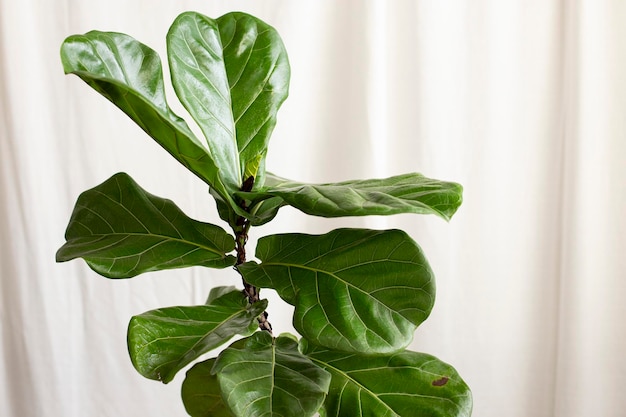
[233, 214, 272, 335]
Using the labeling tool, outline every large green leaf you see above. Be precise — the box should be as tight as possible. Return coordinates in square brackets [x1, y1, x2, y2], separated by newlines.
[212, 332, 331, 417]
[303, 344, 473, 417]
[238, 229, 435, 353]
[237, 172, 463, 221]
[167, 11, 290, 192]
[60, 31, 232, 202]
[217, 12, 289, 186]
[128, 289, 266, 384]
[182, 358, 234, 417]
[56, 172, 236, 278]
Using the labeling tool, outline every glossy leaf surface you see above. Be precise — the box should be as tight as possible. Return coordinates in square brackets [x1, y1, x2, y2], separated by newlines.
[237, 172, 463, 221]
[238, 229, 435, 353]
[167, 11, 289, 192]
[56, 173, 236, 278]
[304, 345, 473, 417]
[182, 358, 234, 417]
[128, 289, 266, 383]
[212, 332, 331, 417]
[60, 31, 231, 200]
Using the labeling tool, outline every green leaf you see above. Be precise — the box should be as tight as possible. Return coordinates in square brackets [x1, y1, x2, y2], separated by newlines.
[248, 195, 287, 226]
[167, 11, 290, 192]
[56, 172, 236, 278]
[244, 171, 290, 225]
[128, 289, 267, 383]
[303, 344, 473, 417]
[212, 174, 287, 227]
[206, 285, 240, 304]
[181, 358, 234, 417]
[217, 12, 290, 188]
[212, 332, 331, 417]
[60, 31, 232, 201]
[237, 172, 463, 221]
[238, 229, 435, 354]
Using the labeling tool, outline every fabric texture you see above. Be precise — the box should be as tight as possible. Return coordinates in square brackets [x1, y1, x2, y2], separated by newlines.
[1, 1, 624, 416]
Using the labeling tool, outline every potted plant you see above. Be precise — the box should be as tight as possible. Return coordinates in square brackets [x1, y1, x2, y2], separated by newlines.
[57, 11, 472, 417]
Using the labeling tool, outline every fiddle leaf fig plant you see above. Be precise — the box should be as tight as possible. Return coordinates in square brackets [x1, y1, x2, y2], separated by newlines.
[57, 11, 472, 417]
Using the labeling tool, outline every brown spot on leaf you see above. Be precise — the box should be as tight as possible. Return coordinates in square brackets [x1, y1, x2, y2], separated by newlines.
[432, 376, 449, 387]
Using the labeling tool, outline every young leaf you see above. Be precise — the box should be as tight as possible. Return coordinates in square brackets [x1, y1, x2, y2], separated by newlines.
[56, 173, 236, 278]
[128, 290, 267, 383]
[212, 332, 331, 417]
[167, 11, 290, 192]
[303, 344, 473, 417]
[238, 229, 435, 354]
[247, 195, 287, 226]
[236, 172, 463, 221]
[211, 176, 287, 227]
[181, 358, 234, 417]
[245, 171, 289, 225]
[60, 31, 232, 201]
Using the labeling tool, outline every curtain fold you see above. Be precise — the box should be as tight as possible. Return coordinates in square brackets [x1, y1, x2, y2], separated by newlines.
[1, 1, 624, 416]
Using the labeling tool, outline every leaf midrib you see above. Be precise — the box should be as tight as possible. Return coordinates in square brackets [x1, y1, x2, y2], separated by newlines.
[257, 261, 428, 311]
[310, 358, 465, 416]
[65, 231, 231, 257]
[135, 302, 268, 384]
[135, 305, 251, 364]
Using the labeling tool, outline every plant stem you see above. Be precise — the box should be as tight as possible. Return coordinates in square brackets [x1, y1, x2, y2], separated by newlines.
[234, 180, 273, 335]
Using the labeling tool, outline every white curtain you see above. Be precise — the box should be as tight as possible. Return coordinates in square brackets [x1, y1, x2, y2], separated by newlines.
[1, 1, 625, 416]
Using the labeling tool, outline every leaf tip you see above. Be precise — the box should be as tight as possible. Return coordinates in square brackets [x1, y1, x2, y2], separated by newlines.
[438, 181, 464, 222]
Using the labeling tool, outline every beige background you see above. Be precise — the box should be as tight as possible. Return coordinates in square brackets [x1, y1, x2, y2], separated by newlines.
[1, 1, 625, 416]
